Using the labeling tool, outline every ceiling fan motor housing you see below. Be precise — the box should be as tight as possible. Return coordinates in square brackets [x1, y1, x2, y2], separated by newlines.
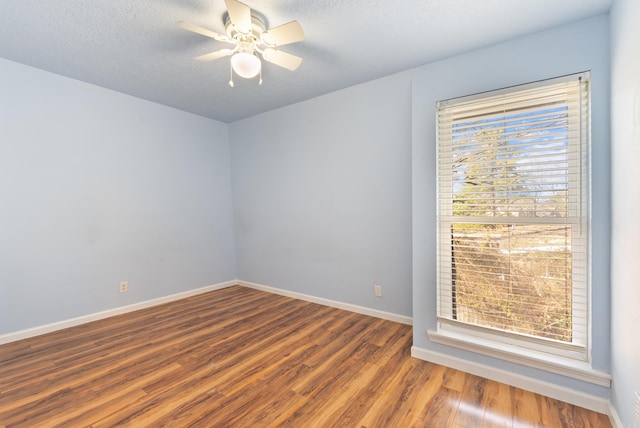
[224, 14, 267, 44]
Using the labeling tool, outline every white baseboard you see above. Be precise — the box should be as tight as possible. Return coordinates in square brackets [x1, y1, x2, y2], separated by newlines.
[411, 346, 611, 415]
[238, 280, 412, 325]
[1, 279, 411, 345]
[608, 400, 624, 428]
[0, 280, 237, 345]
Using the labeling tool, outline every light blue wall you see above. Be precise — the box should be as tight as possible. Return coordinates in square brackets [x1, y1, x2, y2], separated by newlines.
[229, 17, 614, 398]
[0, 58, 237, 335]
[610, 0, 640, 425]
[412, 15, 611, 396]
[1, 10, 624, 412]
[229, 73, 414, 316]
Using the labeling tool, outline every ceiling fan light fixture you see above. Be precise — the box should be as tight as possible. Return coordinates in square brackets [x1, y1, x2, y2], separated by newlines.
[179, 0, 305, 86]
[230, 51, 261, 79]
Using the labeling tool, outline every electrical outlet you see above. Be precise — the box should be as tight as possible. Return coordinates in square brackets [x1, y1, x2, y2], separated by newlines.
[119, 281, 128, 293]
[635, 391, 640, 423]
[374, 285, 383, 297]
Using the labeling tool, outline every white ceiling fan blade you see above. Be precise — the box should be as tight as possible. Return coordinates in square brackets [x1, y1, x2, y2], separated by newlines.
[261, 21, 305, 47]
[225, 0, 252, 34]
[262, 48, 302, 71]
[177, 21, 228, 42]
[195, 49, 235, 61]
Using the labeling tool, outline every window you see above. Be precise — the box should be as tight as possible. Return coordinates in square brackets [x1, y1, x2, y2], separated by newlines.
[435, 73, 590, 362]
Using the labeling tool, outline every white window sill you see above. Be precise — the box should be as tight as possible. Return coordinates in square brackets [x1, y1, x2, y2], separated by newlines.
[427, 329, 611, 387]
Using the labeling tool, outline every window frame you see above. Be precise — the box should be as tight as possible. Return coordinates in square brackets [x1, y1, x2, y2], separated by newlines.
[433, 72, 592, 365]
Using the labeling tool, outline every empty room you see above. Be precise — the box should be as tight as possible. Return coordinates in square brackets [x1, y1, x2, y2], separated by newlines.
[1, 0, 638, 426]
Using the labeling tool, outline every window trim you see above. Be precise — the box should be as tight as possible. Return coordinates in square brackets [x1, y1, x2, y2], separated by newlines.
[434, 72, 592, 368]
[426, 328, 610, 387]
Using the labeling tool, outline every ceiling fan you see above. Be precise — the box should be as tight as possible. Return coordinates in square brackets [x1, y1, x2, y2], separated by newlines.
[178, 0, 305, 87]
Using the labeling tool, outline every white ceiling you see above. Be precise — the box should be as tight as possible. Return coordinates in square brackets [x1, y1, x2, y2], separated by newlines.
[0, 0, 611, 123]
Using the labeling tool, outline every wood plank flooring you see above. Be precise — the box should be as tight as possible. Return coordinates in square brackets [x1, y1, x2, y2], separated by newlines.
[0, 286, 611, 427]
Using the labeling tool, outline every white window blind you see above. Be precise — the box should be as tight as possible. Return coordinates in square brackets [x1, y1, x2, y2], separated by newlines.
[436, 73, 590, 359]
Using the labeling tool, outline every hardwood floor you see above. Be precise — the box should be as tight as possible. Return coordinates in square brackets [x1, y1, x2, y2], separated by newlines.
[0, 286, 611, 427]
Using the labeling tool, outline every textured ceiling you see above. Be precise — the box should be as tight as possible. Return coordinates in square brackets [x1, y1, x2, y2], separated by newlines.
[0, 0, 611, 123]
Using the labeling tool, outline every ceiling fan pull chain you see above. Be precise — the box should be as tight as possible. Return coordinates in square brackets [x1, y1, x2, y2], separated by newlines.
[229, 63, 235, 87]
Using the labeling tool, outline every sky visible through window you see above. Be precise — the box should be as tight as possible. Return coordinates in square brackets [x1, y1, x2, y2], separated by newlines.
[450, 105, 570, 218]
